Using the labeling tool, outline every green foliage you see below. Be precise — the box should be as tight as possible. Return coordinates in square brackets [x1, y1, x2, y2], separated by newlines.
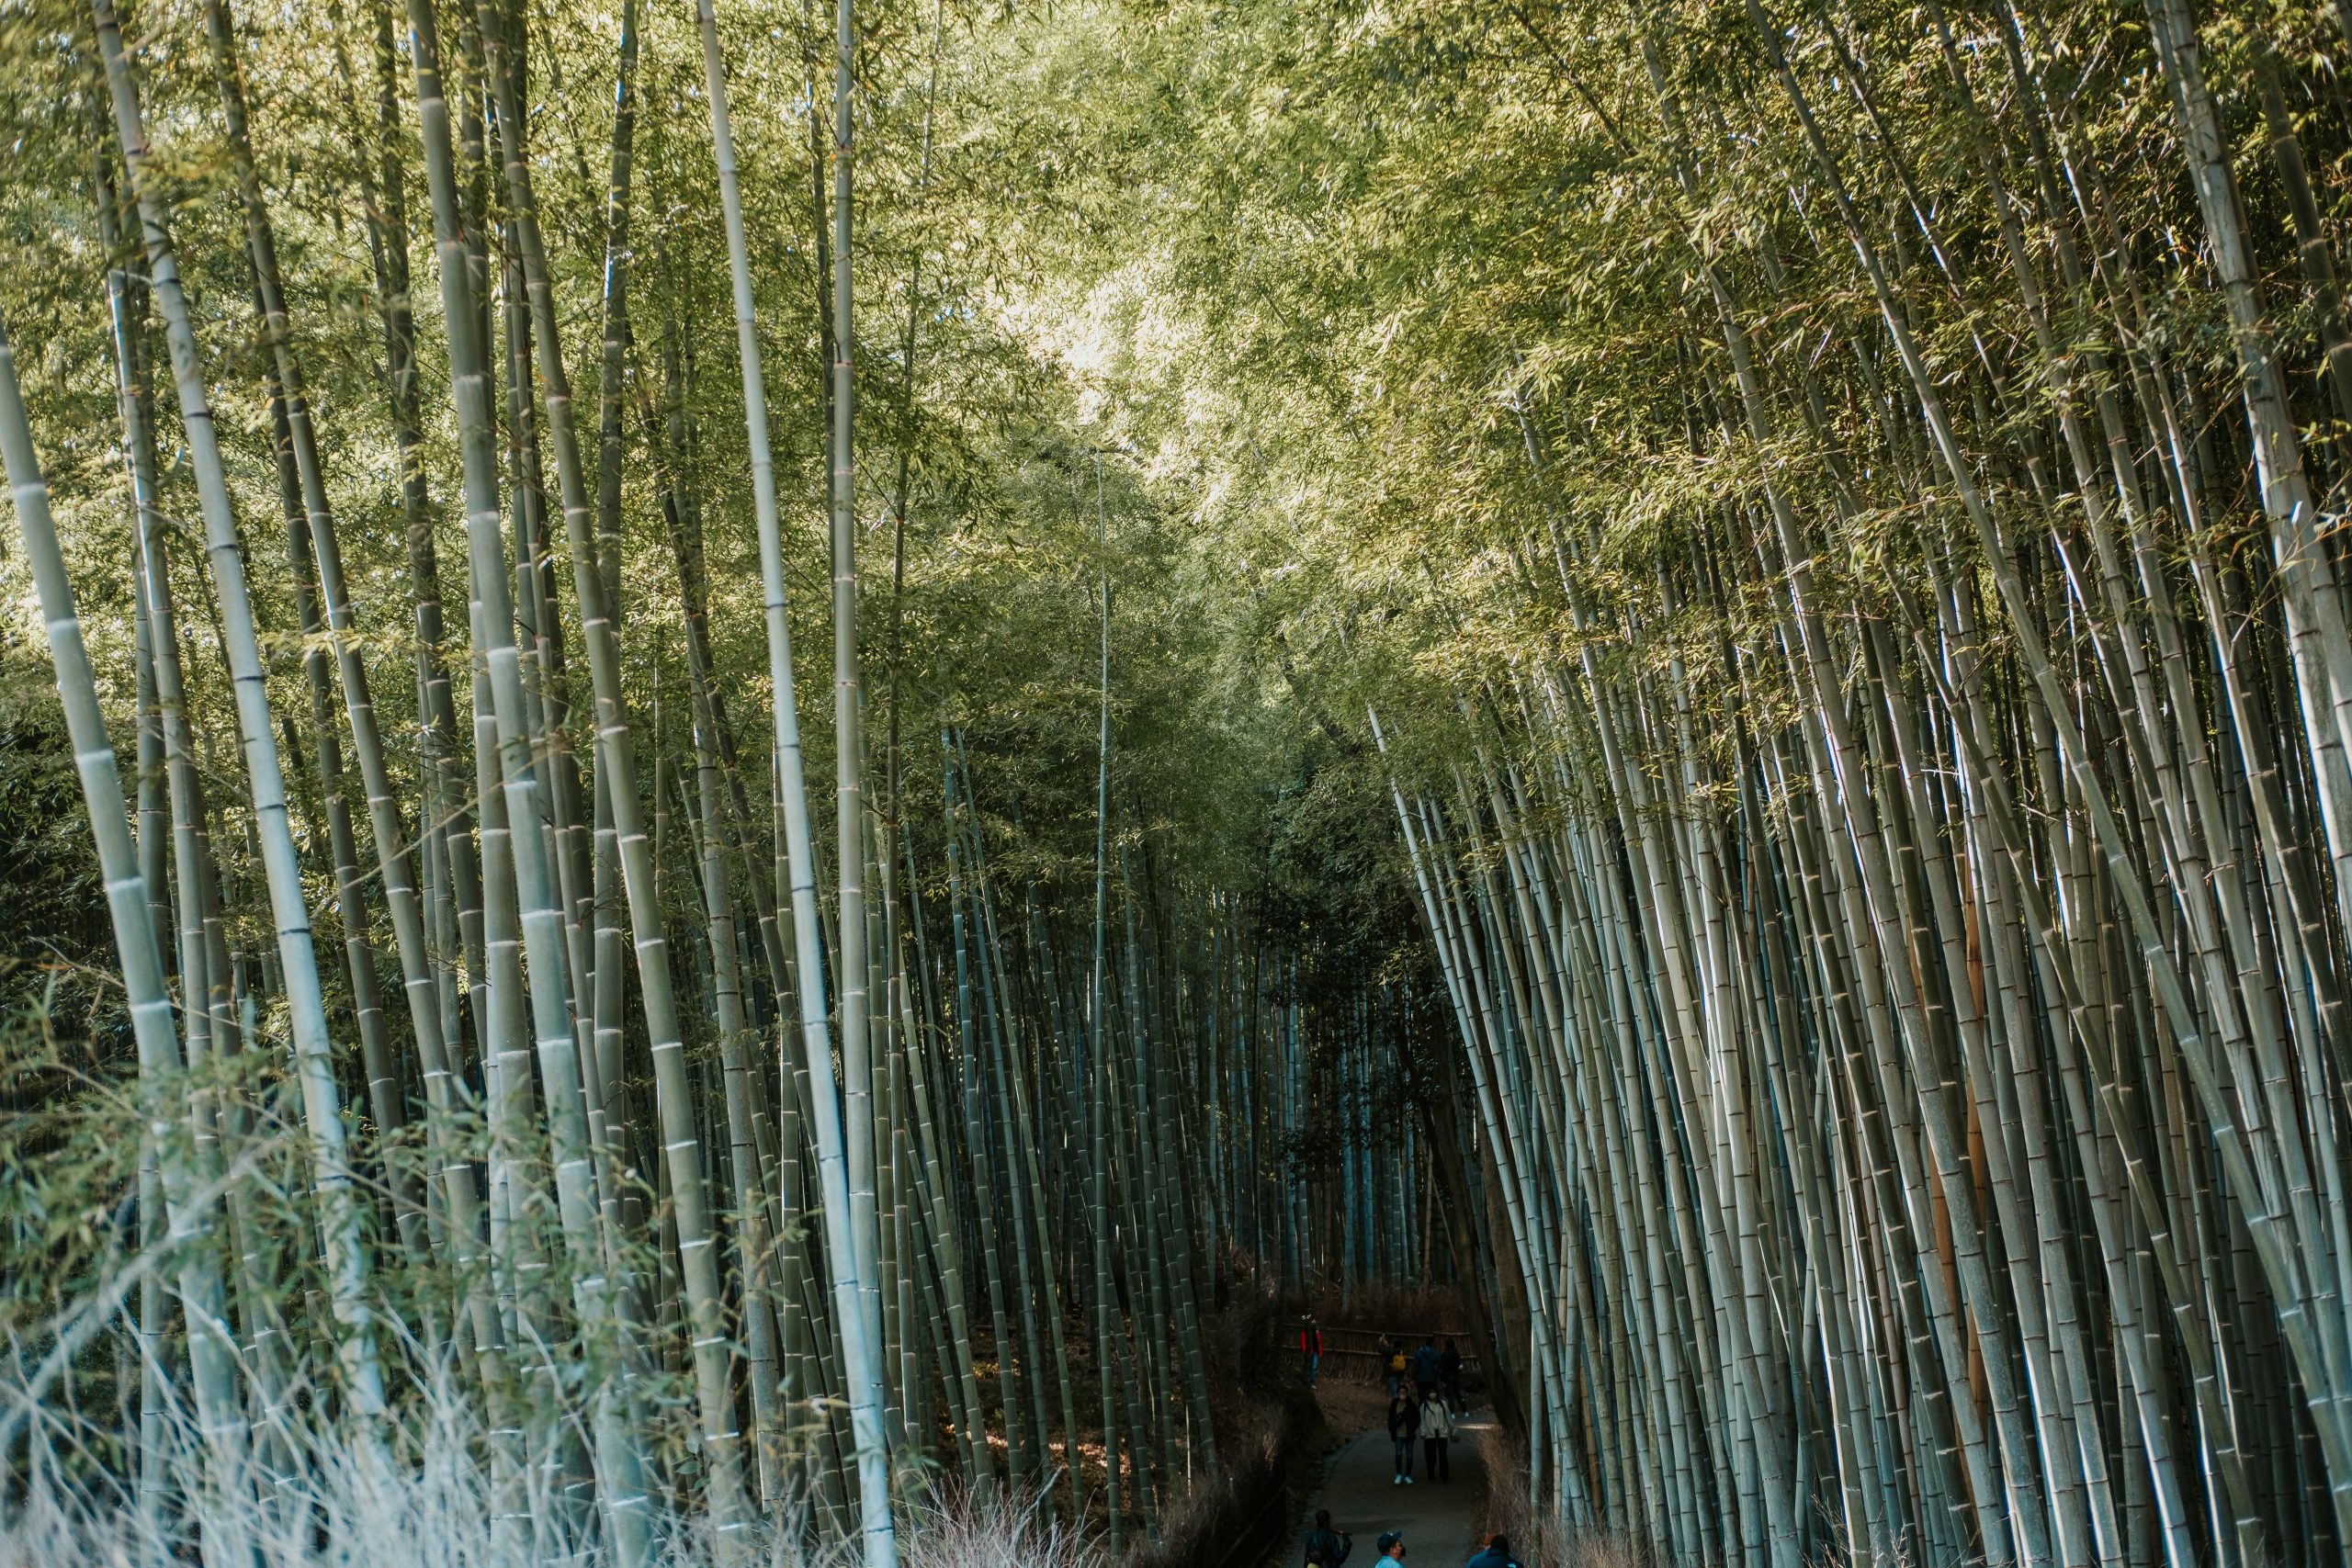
[0, 649, 112, 1024]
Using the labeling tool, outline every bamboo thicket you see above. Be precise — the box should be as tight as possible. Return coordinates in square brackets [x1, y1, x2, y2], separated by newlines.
[0, 0, 1346, 1559]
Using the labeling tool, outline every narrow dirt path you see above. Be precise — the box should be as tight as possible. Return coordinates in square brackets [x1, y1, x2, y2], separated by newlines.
[1280, 1405, 1493, 1567]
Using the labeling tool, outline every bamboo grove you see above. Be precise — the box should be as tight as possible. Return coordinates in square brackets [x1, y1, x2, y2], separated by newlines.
[31, 0, 2352, 1562]
[0, 0, 1464, 1558]
[1018, 0, 2352, 1559]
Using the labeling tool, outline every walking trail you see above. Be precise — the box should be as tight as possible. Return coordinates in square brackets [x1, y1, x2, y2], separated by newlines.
[1282, 1404, 1494, 1566]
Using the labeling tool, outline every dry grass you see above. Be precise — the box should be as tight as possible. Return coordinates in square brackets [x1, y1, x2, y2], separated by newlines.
[0, 1470, 1101, 1568]
[892, 1495, 1098, 1568]
[0, 1287, 1311, 1568]
[0, 1385, 1102, 1568]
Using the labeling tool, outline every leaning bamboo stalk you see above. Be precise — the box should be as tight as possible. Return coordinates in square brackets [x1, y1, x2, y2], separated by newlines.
[256, 357, 424, 1258]
[673, 481, 789, 1503]
[1090, 490, 1124, 1551]
[587, 0, 639, 1258]
[889, 899, 995, 1491]
[123, 449, 171, 1533]
[940, 757, 1027, 1487]
[94, 0, 391, 1440]
[204, 8, 430, 1280]
[825, 0, 897, 1544]
[0, 299, 260, 1558]
[2141, 0, 2352, 919]
[691, 7, 895, 1559]
[96, 148, 223, 1400]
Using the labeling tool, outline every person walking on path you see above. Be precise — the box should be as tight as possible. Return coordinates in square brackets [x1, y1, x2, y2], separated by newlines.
[1380, 1335, 1406, 1399]
[1301, 1314, 1325, 1387]
[1464, 1535, 1520, 1568]
[1411, 1335, 1441, 1390]
[1374, 1530, 1408, 1561]
[1304, 1507, 1351, 1565]
[1387, 1386, 1421, 1484]
[1418, 1389, 1455, 1483]
[1439, 1337, 1464, 1404]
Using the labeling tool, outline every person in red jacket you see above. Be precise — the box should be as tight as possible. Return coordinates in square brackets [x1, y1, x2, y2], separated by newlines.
[1299, 1314, 1324, 1386]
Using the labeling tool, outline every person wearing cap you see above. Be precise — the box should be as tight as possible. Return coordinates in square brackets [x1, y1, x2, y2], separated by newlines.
[1374, 1529, 1407, 1559]
[1464, 1534, 1519, 1568]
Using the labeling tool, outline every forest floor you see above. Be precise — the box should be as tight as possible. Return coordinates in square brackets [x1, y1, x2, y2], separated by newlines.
[1276, 1382, 1492, 1567]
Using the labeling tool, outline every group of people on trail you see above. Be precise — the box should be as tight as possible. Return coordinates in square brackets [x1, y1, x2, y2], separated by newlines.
[1295, 1316, 1466, 1404]
[1378, 1334, 1463, 1486]
[1301, 1510, 1522, 1568]
[1385, 1376, 1455, 1484]
[1379, 1331, 1465, 1404]
[1294, 1318, 1503, 1566]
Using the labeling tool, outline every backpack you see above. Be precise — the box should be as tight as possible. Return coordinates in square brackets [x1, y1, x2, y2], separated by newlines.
[1387, 1350, 1407, 1375]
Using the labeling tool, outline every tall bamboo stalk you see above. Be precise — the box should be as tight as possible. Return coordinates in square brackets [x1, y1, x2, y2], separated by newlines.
[94, 0, 391, 1440]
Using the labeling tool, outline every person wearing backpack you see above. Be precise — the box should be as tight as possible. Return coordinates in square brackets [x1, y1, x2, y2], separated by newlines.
[1382, 1337, 1408, 1399]
[1464, 1534, 1520, 1568]
[1303, 1508, 1351, 1565]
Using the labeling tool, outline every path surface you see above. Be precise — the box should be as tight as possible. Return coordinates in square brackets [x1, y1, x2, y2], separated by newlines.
[1281, 1407, 1493, 1566]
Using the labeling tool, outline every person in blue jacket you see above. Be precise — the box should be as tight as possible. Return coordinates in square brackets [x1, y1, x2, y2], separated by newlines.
[1410, 1335, 1442, 1390]
[1464, 1534, 1521, 1568]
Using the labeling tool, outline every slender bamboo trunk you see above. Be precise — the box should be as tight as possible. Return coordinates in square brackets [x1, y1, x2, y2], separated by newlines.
[0, 301, 259, 1562]
[96, 0, 392, 1441]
